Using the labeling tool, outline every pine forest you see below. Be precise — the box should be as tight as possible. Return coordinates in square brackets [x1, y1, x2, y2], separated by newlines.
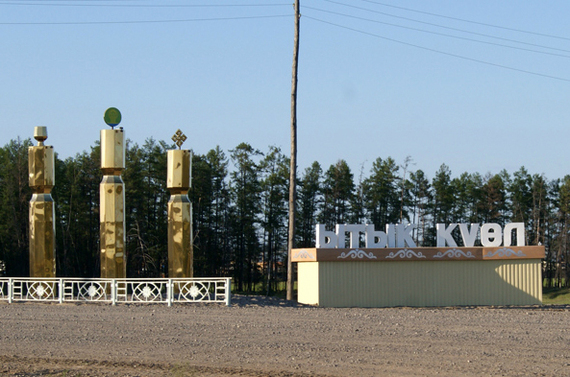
[1, 138, 568, 292]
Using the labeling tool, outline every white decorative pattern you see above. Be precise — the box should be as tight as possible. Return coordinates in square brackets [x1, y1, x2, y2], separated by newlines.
[178, 282, 210, 301]
[433, 249, 476, 258]
[386, 249, 426, 259]
[189, 285, 201, 298]
[27, 282, 55, 300]
[338, 249, 377, 259]
[135, 284, 160, 301]
[484, 248, 526, 258]
[78, 282, 106, 300]
[293, 250, 315, 260]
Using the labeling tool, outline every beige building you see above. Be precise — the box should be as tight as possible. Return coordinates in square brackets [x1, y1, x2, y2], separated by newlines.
[293, 246, 544, 307]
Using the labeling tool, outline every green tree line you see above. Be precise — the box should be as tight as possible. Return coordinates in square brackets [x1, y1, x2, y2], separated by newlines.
[0, 138, 568, 290]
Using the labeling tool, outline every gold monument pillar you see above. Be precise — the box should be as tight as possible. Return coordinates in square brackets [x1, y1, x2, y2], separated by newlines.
[100, 108, 126, 278]
[28, 126, 56, 277]
[167, 129, 193, 278]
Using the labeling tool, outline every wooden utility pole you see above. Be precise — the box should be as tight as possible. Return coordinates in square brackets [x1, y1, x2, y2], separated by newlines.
[287, 0, 300, 301]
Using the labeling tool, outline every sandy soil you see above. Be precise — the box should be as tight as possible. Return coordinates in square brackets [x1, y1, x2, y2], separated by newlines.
[0, 296, 569, 377]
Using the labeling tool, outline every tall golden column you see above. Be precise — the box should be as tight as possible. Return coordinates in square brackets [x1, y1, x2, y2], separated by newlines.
[28, 126, 56, 277]
[100, 108, 126, 278]
[167, 129, 193, 277]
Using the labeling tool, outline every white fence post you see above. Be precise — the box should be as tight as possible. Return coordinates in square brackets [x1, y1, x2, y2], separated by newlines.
[225, 278, 232, 306]
[58, 278, 64, 304]
[167, 279, 172, 307]
[112, 279, 117, 306]
[8, 278, 13, 304]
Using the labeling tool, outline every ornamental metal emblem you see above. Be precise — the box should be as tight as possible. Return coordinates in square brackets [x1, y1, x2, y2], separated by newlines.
[293, 250, 316, 260]
[484, 248, 526, 258]
[386, 248, 426, 259]
[433, 248, 476, 258]
[172, 129, 187, 149]
[338, 248, 377, 259]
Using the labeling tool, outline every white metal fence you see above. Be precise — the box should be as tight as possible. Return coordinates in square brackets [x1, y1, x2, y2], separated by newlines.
[0, 278, 231, 306]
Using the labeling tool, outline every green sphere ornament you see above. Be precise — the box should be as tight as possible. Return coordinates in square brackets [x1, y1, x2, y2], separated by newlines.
[104, 107, 122, 128]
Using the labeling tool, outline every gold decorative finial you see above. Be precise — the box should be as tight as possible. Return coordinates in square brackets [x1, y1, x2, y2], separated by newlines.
[34, 126, 48, 146]
[172, 129, 187, 149]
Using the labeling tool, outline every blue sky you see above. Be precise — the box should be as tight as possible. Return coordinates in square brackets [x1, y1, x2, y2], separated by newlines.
[2, 1, 570, 181]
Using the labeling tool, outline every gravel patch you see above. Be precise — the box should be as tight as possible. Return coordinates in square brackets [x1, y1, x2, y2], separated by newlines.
[1, 296, 569, 376]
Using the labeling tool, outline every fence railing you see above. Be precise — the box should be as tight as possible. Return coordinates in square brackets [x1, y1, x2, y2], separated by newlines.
[0, 277, 231, 306]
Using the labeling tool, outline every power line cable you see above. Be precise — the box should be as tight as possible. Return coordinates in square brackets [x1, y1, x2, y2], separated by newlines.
[304, 5, 570, 58]
[304, 15, 570, 83]
[0, 1, 291, 8]
[0, 14, 291, 25]
[2, 0, 140, 1]
[358, 0, 570, 42]
[320, 0, 570, 54]
[1, 0, 136, 2]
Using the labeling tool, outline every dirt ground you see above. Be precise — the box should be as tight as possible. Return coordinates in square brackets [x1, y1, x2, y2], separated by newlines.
[0, 296, 569, 377]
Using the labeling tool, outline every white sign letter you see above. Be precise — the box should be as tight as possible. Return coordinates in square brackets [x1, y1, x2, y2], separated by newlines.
[335, 224, 346, 248]
[316, 224, 337, 248]
[503, 222, 525, 246]
[459, 223, 479, 247]
[396, 223, 417, 247]
[436, 223, 458, 247]
[344, 224, 366, 248]
[481, 223, 502, 247]
[386, 224, 396, 248]
[365, 224, 387, 248]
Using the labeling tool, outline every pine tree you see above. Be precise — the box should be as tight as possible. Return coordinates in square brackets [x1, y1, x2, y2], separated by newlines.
[124, 138, 169, 277]
[428, 164, 454, 244]
[297, 162, 322, 248]
[0, 138, 32, 276]
[408, 169, 431, 246]
[259, 146, 289, 293]
[479, 174, 507, 224]
[362, 157, 401, 228]
[53, 148, 101, 277]
[229, 142, 262, 292]
[320, 160, 355, 229]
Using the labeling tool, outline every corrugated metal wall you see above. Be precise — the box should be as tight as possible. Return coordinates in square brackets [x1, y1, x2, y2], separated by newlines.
[298, 260, 542, 307]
